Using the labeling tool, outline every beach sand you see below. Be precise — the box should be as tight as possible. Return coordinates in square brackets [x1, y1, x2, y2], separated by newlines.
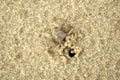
[0, 0, 120, 80]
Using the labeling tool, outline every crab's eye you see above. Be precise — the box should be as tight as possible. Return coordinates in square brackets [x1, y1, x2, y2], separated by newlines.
[68, 49, 76, 57]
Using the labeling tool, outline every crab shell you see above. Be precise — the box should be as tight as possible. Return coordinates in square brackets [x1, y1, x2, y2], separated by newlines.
[52, 28, 66, 44]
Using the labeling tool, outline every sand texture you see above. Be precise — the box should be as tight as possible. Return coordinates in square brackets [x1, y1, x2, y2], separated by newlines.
[0, 0, 120, 80]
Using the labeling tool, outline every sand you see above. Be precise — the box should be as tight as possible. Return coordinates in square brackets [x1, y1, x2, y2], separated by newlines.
[0, 0, 120, 80]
